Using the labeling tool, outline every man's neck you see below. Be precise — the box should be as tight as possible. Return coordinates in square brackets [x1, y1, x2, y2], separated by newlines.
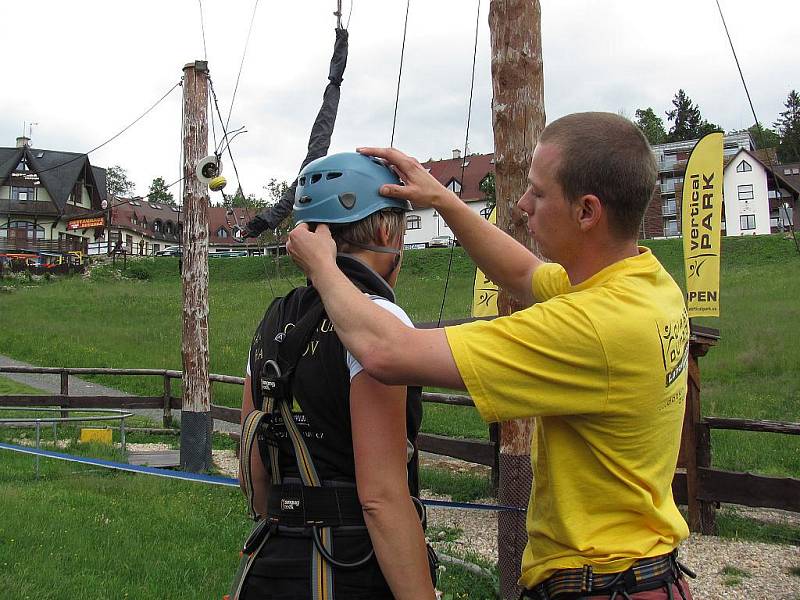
[562, 240, 640, 286]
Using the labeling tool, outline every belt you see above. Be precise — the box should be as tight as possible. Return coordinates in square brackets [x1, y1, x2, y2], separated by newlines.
[266, 482, 366, 528]
[522, 551, 695, 600]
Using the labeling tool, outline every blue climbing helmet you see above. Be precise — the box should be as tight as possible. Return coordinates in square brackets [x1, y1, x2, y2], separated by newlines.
[293, 152, 411, 225]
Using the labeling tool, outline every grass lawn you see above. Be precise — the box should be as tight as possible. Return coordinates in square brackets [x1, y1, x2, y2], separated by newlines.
[1, 235, 799, 476]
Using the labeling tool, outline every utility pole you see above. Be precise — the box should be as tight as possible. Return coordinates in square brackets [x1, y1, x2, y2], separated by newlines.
[180, 60, 212, 472]
[488, 1, 545, 598]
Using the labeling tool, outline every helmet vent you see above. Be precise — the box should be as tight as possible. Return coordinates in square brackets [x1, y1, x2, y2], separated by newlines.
[326, 172, 342, 180]
[311, 174, 322, 184]
[298, 195, 312, 204]
[338, 193, 356, 209]
[299, 176, 306, 185]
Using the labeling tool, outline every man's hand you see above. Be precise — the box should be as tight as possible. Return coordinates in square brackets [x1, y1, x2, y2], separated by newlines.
[286, 223, 338, 281]
[357, 147, 457, 211]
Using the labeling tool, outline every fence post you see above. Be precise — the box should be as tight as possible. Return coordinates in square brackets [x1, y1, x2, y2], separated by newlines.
[697, 420, 715, 534]
[163, 374, 173, 428]
[60, 370, 69, 419]
[489, 422, 500, 496]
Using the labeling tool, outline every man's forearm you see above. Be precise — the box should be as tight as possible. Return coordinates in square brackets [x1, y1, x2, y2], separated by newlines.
[434, 192, 539, 305]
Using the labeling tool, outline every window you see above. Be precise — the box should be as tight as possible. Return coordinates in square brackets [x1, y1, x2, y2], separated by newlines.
[737, 184, 754, 201]
[736, 160, 752, 173]
[141, 217, 148, 228]
[153, 219, 162, 233]
[480, 206, 493, 219]
[12, 186, 35, 201]
[131, 215, 138, 225]
[165, 222, 174, 235]
[446, 179, 461, 194]
[662, 199, 677, 216]
[405, 215, 421, 230]
[217, 227, 229, 238]
[794, 168, 800, 175]
[1, 221, 45, 240]
[16, 157, 29, 171]
[664, 218, 679, 237]
[740, 214, 756, 230]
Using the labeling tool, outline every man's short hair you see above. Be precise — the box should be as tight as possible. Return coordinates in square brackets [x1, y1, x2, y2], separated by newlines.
[539, 112, 658, 238]
[329, 209, 405, 252]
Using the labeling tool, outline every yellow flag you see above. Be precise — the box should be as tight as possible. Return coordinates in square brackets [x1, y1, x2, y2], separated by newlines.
[472, 206, 499, 317]
[682, 132, 723, 317]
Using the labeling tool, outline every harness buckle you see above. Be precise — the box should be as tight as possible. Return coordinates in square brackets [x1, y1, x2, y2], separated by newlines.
[259, 359, 291, 402]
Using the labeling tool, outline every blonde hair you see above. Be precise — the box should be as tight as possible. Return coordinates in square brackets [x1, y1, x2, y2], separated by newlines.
[329, 209, 405, 252]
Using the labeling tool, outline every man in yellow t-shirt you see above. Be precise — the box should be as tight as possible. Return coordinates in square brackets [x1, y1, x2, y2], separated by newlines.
[286, 112, 695, 599]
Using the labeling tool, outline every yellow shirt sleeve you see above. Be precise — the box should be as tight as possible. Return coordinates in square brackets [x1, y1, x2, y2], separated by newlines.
[445, 297, 609, 422]
[531, 262, 571, 302]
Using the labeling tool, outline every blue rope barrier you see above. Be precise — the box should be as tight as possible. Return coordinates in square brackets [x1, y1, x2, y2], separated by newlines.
[0, 442, 525, 513]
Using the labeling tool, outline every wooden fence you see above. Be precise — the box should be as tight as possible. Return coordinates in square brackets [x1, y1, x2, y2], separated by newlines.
[1, 326, 798, 532]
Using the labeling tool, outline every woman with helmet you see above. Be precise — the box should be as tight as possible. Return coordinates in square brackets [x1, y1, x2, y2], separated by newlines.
[235, 153, 436, 600]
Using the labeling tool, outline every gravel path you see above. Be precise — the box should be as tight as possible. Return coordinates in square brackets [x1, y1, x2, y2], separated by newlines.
[0, 354, 239, 434]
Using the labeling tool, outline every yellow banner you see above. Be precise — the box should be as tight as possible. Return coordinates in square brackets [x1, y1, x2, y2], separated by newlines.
[682, 132, 723, 317]
[471, 206, 499, 317]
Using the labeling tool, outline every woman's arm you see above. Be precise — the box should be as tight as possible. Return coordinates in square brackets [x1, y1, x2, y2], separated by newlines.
[239, 374, 270, 517]
[350, 372, 436, 600]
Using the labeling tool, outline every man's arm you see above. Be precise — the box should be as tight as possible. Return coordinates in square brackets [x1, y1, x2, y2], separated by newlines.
[287, 224, 464, 390]
[239, 375, 270, 515]
[358, 146, 541, 306]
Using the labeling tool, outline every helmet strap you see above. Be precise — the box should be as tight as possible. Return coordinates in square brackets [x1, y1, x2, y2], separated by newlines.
[338, 237, 401, 256]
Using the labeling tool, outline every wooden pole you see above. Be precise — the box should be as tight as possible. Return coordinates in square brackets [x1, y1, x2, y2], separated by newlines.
[180, 60, 212, 472]
[489, 2, 545, 597]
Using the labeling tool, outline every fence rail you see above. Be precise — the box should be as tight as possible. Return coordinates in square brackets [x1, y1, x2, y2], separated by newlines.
[2, 349, 799, 532]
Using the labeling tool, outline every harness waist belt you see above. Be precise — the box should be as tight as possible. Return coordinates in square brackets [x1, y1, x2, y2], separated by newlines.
[267, 483, 365, 528]
[523, 551, 687, 599]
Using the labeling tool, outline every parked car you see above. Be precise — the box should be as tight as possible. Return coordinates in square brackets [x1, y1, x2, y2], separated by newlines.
[155, 246, 182, 257]
[428, 235, 453, 248]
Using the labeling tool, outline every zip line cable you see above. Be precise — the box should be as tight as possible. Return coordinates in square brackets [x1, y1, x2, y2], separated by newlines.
[390, 0, 411, 148]
[32, 82, 181, 177]
[198, 0, 209, 61]
[436, 0, 482, 327]
[714, 0, 799, 254]
[224, 0, 260, 133]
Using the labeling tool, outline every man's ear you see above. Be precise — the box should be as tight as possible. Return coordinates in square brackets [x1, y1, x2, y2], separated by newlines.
[576, 194, 603, 232]
[376, 221, 392, 246]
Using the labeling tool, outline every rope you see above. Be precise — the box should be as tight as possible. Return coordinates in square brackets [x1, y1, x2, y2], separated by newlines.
[0, 441, 524, 512]
[714, 0, 799, 254]
[208, 78, 245, 195]
[224, 0, 261, 133]
[390, 0, 411, 147]
[436, 0, 482, 327]
[33, 82, 181, 176]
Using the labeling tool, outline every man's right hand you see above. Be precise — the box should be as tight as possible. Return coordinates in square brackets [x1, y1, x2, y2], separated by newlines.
[357, 147, 457, 211]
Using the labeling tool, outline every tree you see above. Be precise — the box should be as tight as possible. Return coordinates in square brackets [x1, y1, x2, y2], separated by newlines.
[147, 176, 175, 205]
[747, 123, 780, 150]
[635, 108, 667, 145]
[223, 185, 265, 210]
[774, 89, 800, 162]
[665, 89, 721, 142]
[106, 165, 135, 198]
[479, 171, 496, 211]
[261, 179, 293, 247]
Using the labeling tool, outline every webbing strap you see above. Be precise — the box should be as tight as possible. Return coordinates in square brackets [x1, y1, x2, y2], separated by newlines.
[228, 521, 273, 600]
[240, 409, 268, 521]
[261, 395, 281, 486]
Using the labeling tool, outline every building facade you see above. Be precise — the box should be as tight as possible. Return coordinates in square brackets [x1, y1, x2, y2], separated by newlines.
[404, 150, 494, 247]
[0, 136, 107, 254]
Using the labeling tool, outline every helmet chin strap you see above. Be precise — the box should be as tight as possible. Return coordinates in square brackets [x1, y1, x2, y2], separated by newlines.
[340, 237, 402, 281]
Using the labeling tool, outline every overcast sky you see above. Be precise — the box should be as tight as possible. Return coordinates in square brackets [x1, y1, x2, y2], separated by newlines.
[3, 0, 797, 200]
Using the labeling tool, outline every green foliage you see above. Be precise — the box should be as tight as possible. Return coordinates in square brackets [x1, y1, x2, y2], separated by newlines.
[105, 164, 135, 198]
[123, 263, 152, 280]
[635, 107, 667, 145]
[479, 172, 496, 210]
[665, 89, 721, 142]
[146, 176, 174, 205]
[748, 122, 780, 150]
[774, 89, 800, 162]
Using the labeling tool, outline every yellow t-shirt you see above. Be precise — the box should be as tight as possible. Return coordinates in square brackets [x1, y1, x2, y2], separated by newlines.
[445, 248, 690, 588]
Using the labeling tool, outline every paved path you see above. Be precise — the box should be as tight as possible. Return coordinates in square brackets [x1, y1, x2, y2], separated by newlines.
[0, 354, 238, 434]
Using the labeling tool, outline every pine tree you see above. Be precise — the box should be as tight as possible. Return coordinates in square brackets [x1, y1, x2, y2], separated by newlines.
[774, 89, 800, 162]
[665, 90, 721, 142]
[147, 176, 175, 205]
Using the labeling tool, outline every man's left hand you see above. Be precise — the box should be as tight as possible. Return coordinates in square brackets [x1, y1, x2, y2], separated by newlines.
[287, 223, 337, 281]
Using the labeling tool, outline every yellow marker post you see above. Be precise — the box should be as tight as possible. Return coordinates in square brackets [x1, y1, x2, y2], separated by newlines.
[79, 428, 113, 445]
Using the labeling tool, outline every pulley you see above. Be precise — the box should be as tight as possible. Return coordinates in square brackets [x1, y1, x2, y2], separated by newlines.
[196, 155, 222, 185]
[209, 176, 227, 192]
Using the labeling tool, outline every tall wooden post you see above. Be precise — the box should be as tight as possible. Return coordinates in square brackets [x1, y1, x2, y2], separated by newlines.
[489, 2, 545, 598]
[180, 60, 212, 472]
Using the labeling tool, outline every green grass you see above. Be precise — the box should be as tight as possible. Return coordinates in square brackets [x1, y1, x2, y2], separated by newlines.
[1, 236, 800, 476]
[716, 507, 800, 545]
[420, 466, 493, 502]
[0, 376, 44, 395]
[0, 447, 497, 598]
[720, 564, 752, 587]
